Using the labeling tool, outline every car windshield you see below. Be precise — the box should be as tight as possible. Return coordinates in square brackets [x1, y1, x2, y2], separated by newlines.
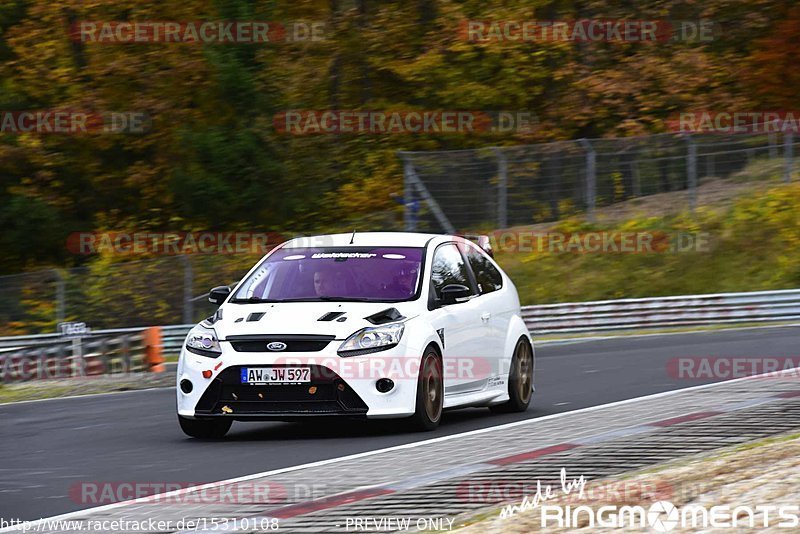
[231, 247, 424, 303]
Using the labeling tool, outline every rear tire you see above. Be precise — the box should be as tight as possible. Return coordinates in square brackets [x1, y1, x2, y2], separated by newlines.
[489, 337, 534, 414]
[409, 347, 443, 431]
[178, 415, 232, 439]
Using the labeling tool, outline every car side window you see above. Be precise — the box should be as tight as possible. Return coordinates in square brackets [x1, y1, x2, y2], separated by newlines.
[464, 244, 503, 294]
[430, 244, 473, 299]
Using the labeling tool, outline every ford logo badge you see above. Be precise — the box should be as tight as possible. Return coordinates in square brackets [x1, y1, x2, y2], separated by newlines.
[266, 341, 287, 352]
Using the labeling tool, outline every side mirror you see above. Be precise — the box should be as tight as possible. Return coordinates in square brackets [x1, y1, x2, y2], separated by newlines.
[208, 286, 231, 305]
[440, 284, 471, 305]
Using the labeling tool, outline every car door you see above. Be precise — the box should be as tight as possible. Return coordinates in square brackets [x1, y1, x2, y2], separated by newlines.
[426, 242, 487, 396]
[461, 242, 509, 387]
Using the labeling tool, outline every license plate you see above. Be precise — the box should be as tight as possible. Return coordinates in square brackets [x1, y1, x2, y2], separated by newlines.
[240, 367, 311, 385]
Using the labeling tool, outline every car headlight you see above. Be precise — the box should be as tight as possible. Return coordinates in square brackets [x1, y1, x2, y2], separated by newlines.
[185, 324, 222, 358]
[338, 323, 405, 357]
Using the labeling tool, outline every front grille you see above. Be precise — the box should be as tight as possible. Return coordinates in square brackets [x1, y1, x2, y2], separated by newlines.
[226, 334, 334, 353]
[195, 365, 368, 417]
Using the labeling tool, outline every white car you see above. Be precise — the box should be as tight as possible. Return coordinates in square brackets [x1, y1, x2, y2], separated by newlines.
[176, 232, 534, 438]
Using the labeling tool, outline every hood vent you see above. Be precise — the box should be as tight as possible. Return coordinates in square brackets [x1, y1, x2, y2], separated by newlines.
[364, 308, 405, 325]
[318, 311, 345, 322]
[246, 312, 265, 322]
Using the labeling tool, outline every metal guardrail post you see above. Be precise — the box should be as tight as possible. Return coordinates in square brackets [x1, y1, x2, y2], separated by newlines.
[785, 130, 794, 183]
[492, 148, 508, 228]
[182, 255, 193, 324]
[578, 139, 596, 222]
[72, 336, 83, 376]
[683, 133, 697, 213]
[120, 335, 131, 374]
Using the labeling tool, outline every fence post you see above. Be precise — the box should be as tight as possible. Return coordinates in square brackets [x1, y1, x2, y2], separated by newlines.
[399, 152, 455, 234]
[578, 139, 596, 222]
[182, 256, 193, 324]
[493, 148, 508, 228]
[631, 159, 641, 198]
[401, 155, 418, 232]
[785, 130, 794, 183]
[53, 269, 65, 328]
[683, 134, 697, 213]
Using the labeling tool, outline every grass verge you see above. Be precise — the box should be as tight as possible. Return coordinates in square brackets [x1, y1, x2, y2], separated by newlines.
[492, 181, 800, 305]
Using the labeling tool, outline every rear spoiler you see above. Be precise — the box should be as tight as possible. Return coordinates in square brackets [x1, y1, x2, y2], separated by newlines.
[458, 234, 494, 258]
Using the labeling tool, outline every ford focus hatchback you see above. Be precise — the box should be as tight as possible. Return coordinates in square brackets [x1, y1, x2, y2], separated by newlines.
[177, 232, 534, 438]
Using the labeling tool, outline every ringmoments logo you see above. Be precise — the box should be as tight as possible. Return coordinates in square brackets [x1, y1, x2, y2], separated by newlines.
[539, 502, 800, 530]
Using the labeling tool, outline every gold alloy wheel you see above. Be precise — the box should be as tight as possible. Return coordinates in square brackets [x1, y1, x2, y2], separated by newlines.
[422, 353, 443, 422]
[516, 341, 533, 404]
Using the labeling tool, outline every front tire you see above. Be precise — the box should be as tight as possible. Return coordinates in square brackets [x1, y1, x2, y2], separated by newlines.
[178, 415, 232, 439]
[409, 347, 443, 431]
[490, 337, 534, 414]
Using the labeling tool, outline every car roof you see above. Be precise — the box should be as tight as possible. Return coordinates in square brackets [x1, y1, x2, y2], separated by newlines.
[282, 232, 446, 249]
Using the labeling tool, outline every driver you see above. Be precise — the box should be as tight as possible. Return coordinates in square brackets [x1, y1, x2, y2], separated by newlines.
[386, 265, 418, 296]
[313, 270, 342, 297]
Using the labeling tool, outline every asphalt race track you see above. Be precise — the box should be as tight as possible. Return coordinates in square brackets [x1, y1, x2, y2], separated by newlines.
[2, 325, 798, 521]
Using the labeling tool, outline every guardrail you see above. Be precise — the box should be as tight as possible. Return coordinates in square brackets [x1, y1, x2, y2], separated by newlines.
[0, 325, 188, 383]
[0, 331, 148, 382]
[522, 288, 800, 334]
[2, 288, 799, 380]
[0, 324, 193, 352]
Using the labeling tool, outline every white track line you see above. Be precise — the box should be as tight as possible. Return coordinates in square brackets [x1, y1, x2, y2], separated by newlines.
[2, 365, 798, 532]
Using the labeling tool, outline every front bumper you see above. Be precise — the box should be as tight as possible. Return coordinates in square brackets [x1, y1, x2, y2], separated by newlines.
[194, 364, 368, 420]
[177, 341, 421, 420]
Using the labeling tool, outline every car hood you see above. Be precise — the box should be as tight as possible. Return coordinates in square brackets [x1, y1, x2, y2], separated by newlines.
[213, 301, 420, 340]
